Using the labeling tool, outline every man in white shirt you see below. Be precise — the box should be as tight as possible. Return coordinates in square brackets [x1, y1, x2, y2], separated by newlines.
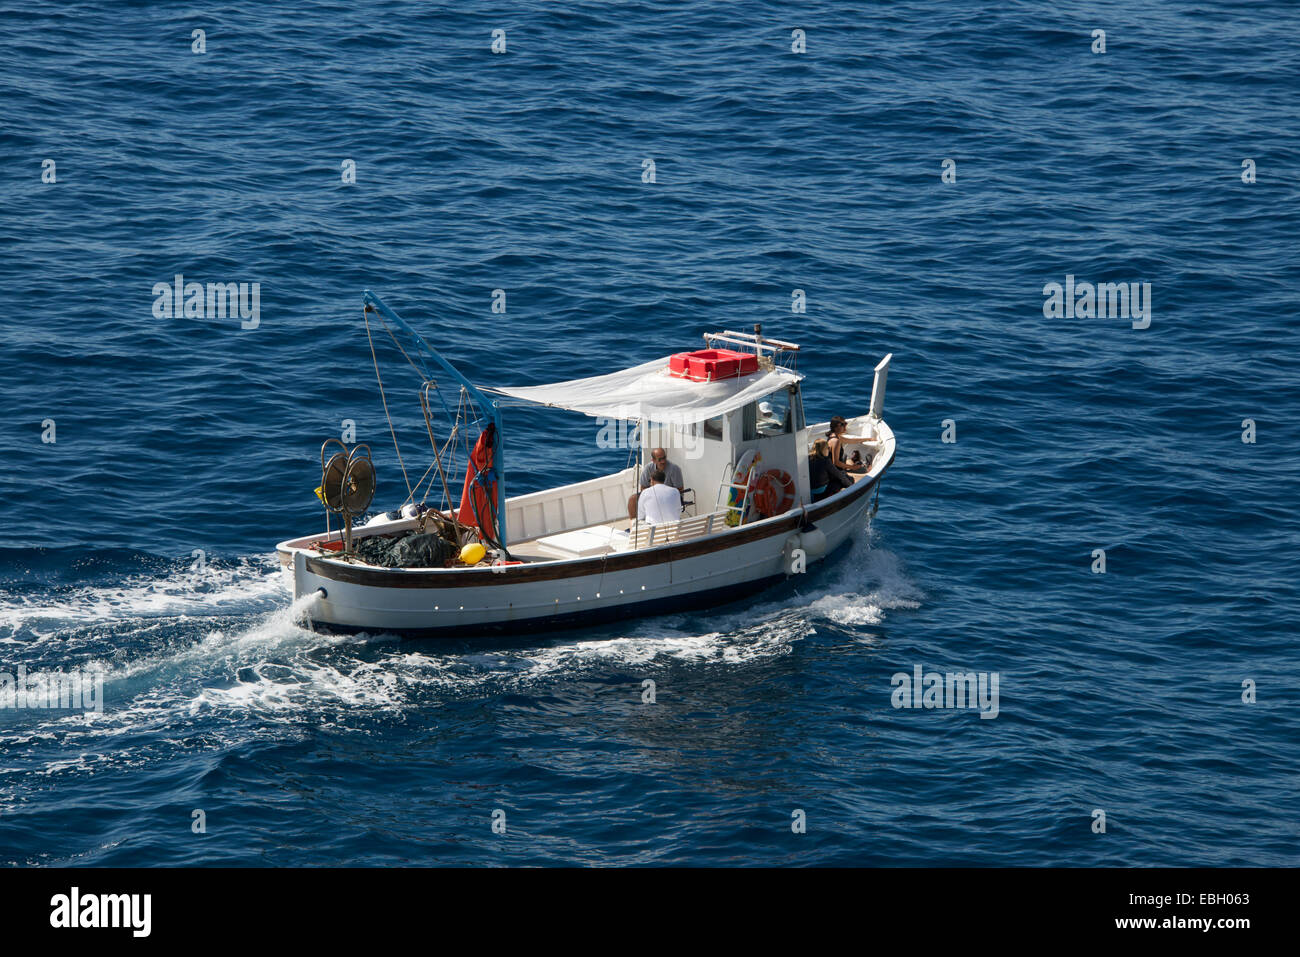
[637, 470, 682, 524]
[628, 448, 685, 519]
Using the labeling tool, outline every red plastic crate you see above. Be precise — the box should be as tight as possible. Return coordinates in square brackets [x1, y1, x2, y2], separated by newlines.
[668, 349, 759, 382]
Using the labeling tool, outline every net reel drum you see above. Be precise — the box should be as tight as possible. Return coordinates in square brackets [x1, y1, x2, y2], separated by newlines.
[318, 439, 376, 553]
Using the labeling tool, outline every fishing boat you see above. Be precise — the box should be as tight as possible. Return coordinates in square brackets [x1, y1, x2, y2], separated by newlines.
[276, 291, 896, 637]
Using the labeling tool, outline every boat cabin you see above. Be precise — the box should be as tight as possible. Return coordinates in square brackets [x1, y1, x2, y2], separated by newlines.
[486, 331, 885, 562]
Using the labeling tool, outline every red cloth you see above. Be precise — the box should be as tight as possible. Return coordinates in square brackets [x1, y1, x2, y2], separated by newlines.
[457, 425, 497, 536]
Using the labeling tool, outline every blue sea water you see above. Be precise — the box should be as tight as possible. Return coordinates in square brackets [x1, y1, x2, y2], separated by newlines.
[1, 0, 1297, 866]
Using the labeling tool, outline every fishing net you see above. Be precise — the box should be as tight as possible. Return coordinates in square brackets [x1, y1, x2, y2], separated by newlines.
[353, 531, 460, 569]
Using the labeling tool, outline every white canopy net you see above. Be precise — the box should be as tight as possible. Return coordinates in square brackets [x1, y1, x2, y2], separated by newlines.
[486, 355, 801, 423]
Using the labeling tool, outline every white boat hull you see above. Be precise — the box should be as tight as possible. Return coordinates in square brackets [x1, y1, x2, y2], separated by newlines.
[281, 428, 893, 638]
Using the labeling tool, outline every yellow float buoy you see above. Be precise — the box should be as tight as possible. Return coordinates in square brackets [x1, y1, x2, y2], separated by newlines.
[459, 542, 486, 565]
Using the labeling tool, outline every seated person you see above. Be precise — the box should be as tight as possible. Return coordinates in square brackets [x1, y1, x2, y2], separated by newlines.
[638, 448, 684, 491]
[629, 447, 685, 518]
[808, 438, 853, 502]
[637, 470, 682, 524]
[756, 401, 784, 433]
[827, 415, 873, 473]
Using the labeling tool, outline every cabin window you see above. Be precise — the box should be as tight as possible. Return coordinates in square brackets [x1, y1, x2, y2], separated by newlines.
[743, 390, 793, 440]
[702, 415, 724, 441]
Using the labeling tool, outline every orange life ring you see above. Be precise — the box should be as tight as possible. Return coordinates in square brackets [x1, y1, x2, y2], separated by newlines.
[752, 469, 796, 517]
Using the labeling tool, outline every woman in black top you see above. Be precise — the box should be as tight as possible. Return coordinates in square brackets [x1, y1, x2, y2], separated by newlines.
[808, 438, 853, 502]
[828, 415, 871, 473]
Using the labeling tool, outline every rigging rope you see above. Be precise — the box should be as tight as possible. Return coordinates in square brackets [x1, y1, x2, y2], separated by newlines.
[419, 382, 454, 511]
[364, 305, 414, 501]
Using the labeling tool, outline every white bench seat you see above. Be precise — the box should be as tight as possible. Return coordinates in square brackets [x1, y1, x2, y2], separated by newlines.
[628, 510, 729, 550]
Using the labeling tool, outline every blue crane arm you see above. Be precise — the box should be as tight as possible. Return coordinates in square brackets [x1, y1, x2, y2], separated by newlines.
[361, 290, 507, 549]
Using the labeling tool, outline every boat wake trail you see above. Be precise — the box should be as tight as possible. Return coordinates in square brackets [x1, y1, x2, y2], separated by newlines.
[0, 530, 920, 780]
[0, 557, 336, 735]
[0, 556, 288, 647]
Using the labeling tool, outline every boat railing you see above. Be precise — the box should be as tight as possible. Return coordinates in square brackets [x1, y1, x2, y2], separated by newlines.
[505, 467, 637, 542]
[704, 329, 799, 354]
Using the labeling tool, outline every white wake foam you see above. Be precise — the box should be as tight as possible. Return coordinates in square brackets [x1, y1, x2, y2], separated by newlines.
[805, 544, 923, 627]
[0, 556, 288, 634]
